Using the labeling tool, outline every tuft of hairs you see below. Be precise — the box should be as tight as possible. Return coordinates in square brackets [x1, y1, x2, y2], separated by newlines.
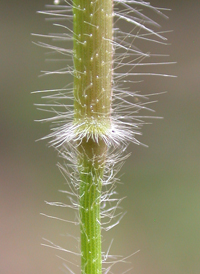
[33, 1, 174, 273]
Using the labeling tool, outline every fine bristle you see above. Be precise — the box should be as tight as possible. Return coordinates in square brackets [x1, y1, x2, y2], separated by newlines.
[33, 1, 174, 273]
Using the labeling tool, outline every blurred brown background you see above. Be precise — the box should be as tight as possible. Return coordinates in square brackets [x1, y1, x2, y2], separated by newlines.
[0, 0, 199, 273]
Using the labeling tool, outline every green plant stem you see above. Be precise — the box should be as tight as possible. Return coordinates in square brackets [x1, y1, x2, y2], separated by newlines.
[79, 139, 107, 274]
[73, 0, 113, 273]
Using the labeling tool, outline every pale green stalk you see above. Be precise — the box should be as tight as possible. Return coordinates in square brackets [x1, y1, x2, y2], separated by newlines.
[33, 1, 174, 273]
[73, 1, 113, 273]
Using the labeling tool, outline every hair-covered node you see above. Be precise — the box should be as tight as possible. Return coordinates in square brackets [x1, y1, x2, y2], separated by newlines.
[33, 1, 174, 273]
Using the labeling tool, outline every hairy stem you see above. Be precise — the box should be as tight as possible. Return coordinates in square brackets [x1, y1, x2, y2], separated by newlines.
[73, 1, 113, 273]
[79, 139, 107, 274]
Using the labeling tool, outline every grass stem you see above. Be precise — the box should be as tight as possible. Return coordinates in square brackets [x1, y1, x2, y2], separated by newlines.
[73, 1, 113, 273]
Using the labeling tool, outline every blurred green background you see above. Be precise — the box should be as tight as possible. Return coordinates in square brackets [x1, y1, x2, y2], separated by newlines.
[0, 1, 199, 273]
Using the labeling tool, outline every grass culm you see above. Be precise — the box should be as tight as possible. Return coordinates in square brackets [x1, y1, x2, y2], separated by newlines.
[33, 1, 175, 273]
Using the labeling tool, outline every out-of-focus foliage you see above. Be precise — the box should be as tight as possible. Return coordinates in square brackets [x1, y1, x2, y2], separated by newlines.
[0, 1, 199, 273]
